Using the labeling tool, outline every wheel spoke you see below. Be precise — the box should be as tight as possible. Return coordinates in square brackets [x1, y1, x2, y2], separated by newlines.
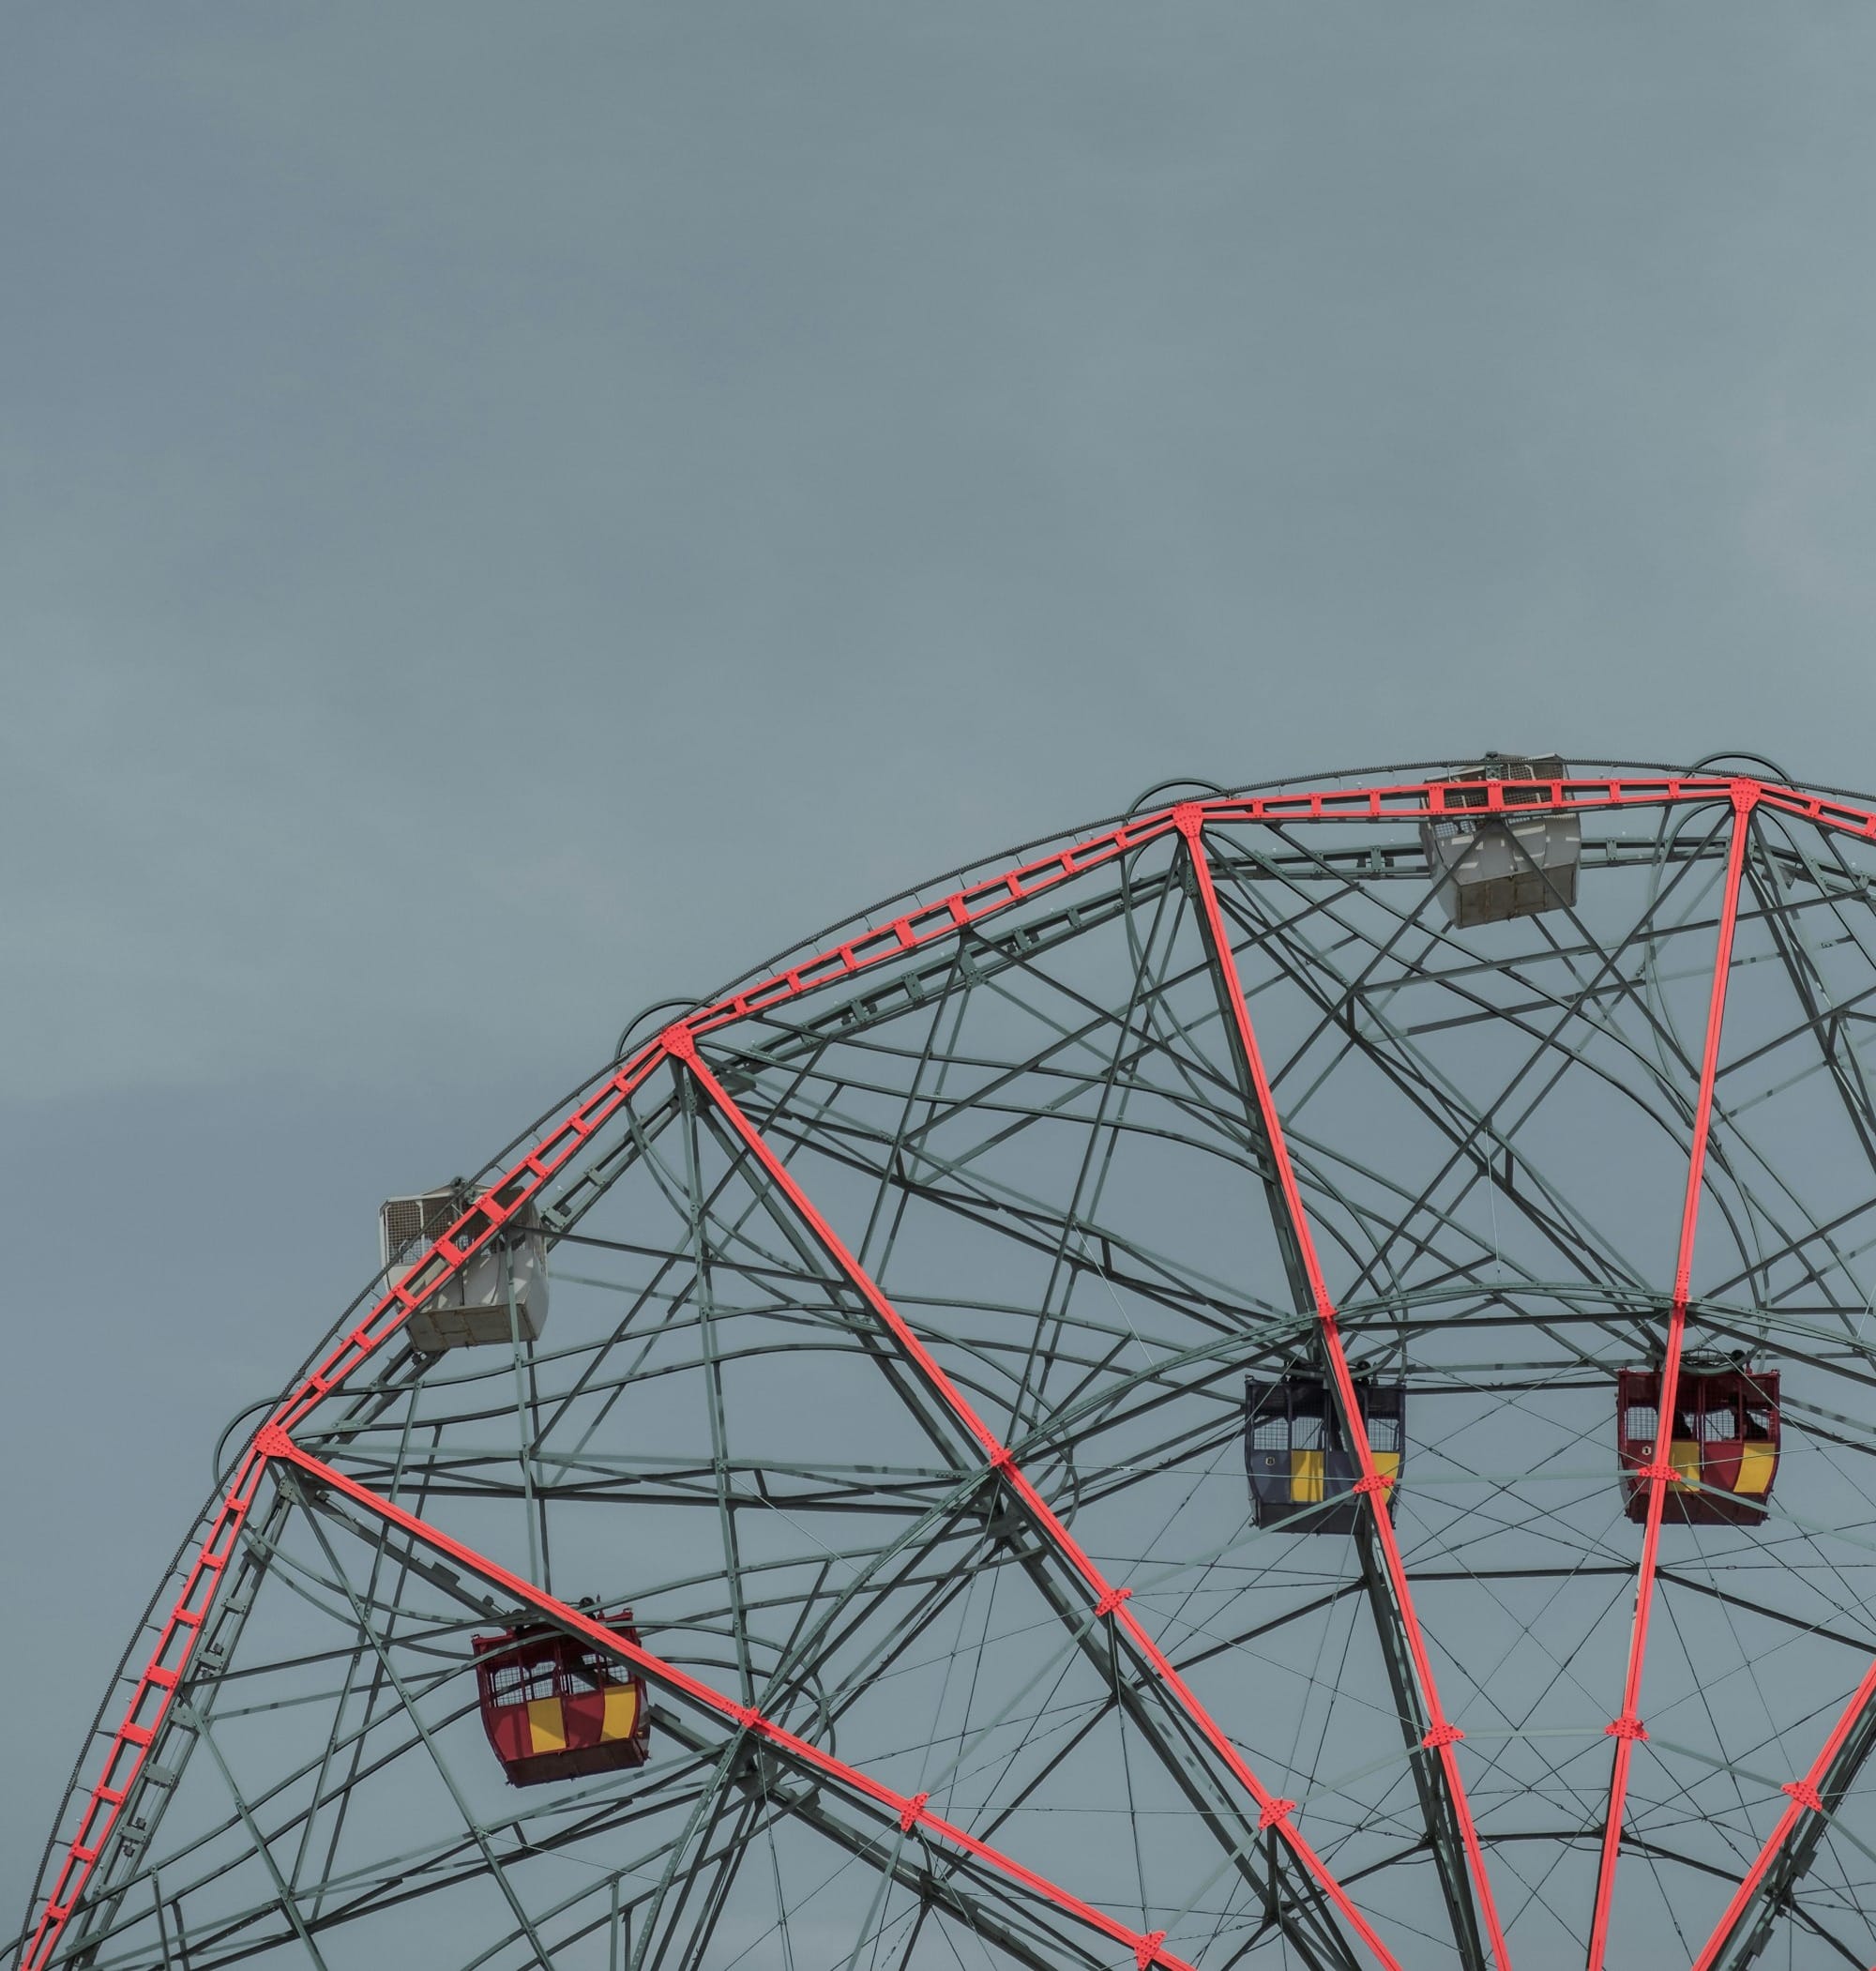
[1586, 789, 1757, 1971]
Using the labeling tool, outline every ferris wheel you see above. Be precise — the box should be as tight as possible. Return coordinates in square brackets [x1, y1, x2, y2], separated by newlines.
[22, 756, 1876, 1971]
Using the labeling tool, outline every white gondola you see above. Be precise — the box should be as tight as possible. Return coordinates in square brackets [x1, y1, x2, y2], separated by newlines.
[379, 1184, 550, 1351]
[1420, 751, 1581, 928]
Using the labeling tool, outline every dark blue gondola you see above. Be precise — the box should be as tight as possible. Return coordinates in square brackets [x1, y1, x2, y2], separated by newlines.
[1246, 1374, 1404, 1533]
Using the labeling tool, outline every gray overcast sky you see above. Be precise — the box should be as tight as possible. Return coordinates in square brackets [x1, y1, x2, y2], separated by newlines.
[7, 1, 1876, 1922]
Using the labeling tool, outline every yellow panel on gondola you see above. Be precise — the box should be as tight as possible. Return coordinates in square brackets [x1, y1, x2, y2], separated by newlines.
[526, 1696, 567, 1754]
[1735, 1442, 1776, 1495]
[601, 1684, 641, 1742]
[1291, 1450, 1324, 1504]
[1668, 1440, 1701, 1490]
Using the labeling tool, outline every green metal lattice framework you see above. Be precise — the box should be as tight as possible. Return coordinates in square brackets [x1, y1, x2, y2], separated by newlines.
[21, 757, 1876, 1971]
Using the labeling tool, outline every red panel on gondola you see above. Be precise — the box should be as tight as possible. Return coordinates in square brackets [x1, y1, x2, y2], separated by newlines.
[473, 1611, 651, 1786]
[1616, 1366, 1779, 1525]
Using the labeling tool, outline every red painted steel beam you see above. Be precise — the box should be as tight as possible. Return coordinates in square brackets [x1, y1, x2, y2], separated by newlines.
[1584, 787, 1758, 1971]
[258, 1430, 1196, 1971]
[666, 770, 1876, 1057]
[1175, 808, 1515, 1971]
[16, 1442, 274, 1971]
[1687, 1658, 1876, 1971]
[667, 1023, 1405, 1971]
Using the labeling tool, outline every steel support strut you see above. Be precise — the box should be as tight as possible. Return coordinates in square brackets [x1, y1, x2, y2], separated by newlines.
[1173, 807, 1516, 1971]
[1178, 818, 1490, 1971]
[253, 1429, 1194, 1971]
[664, 1023, 1405, 1971]
[1586, 786, 1757, 1971]
[1688, 1633, 1876, 1966]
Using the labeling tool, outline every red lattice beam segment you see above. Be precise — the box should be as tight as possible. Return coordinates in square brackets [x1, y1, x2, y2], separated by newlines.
[1687, 1660, 1876, 1970]
[16, 1045, 673, 1971]
[1585, 788, 1756, 1971]
[256, 1431, 1197, 1971]
[669, 772, 1873, 1052]
[271, 1042, 677, 1436]
[17, 1444, 274, 1971]
[667, 1024, 1405, 1971]
[1175, 810, 1515, 1971]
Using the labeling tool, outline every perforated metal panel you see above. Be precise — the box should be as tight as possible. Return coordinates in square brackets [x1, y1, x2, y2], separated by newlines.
[379, 1187, 462, 1275]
